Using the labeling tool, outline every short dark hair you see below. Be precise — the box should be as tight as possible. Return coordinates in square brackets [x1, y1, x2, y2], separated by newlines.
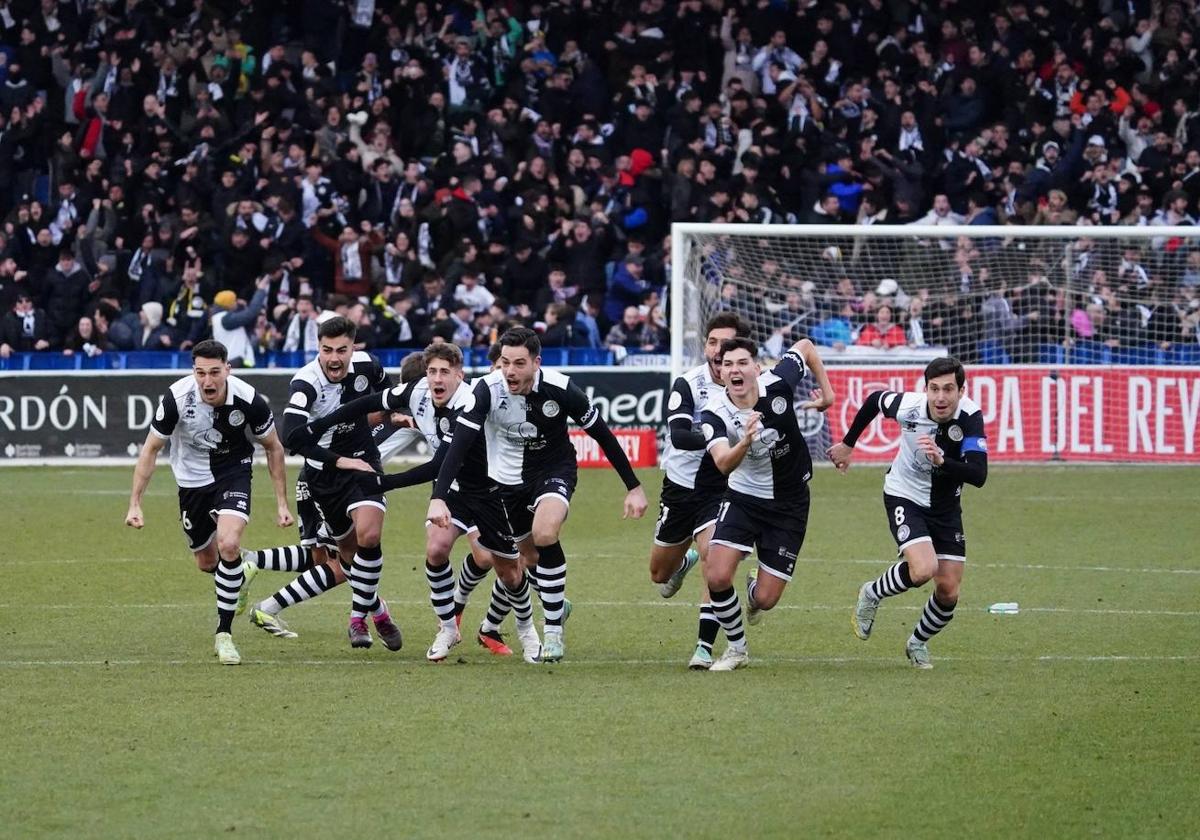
[318, 315, 356, 341]
[191, 339, 228, 363]
[718, 337, 758, 360]
[486, 342, 503, 364]
[924, 356, 965, 388]
[399, 351, 427, 383]
[423, 342, 463, 369]
[498, 326, 540, 358]
[705, 312, 751, 338]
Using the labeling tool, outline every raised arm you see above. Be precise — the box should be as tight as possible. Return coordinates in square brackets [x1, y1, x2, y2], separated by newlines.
[705, 410, 759, 475]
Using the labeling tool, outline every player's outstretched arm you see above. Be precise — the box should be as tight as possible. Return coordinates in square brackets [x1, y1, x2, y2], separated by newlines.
[427, 381, 490, 528]
[796, 339, 835, 411]
[280, 408, 375, 473]
[259, 428, 296, 527]
[827, 390, 890, 473]
[294, 388, 398, 446]
[126, 432, 166, 529]
[375, 444, 448, 492]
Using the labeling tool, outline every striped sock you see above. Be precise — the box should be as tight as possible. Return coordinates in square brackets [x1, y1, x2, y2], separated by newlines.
[869, 560, 913, 600]
[481, 579, 510, 633]
[504, 575, 533, 624]
[247, 545, 314, 572]
[214, 558, 244, 633]
[524, 567, 542, 594]
[426, 561, 456, 628]
[349, 545, 383, 619]
[710, 586, 745, 650]
[535, 541, 566, 629]
[456, 553, 488, 608]
[265, 564, 339, 613]
[912, 594, 956, 643]
[697, 601, 719, 655]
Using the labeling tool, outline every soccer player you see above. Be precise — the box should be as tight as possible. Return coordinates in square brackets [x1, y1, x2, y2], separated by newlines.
[827, 357, 988, 669]
[427, 326, 649, 662]
[699, 337, 834, 671]
[124, 340, 294, 665]
[292, 342, 541, 663]
[277, 316, 400, 650]
[242, 351, 427, 635]
[651, 313, 750, 670]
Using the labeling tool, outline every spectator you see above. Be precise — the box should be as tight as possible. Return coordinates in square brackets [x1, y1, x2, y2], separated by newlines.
[211, 278, 269, 366]
[41, 248, 90, 348]
[856, 305, 907, 349]
[603, 253, 652, 329]
[0, 293, 51, 357]
[606, 306, 658, 352]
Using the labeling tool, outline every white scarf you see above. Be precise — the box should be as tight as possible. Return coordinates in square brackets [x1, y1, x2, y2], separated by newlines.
[341, 241, 363, 279]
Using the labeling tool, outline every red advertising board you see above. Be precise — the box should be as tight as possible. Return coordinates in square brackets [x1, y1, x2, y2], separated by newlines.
[570, 428, 659, 468]
[825, 366, 1200, 463]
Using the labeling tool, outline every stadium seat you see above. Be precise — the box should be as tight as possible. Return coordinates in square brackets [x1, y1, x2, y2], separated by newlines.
[1038, 344, 1065, 364]
[1068, 341, 1110, 365]
[1171, 344, 1200, 366]
[1112, 344, 1158, 366]
[979, 340, 1011, 365]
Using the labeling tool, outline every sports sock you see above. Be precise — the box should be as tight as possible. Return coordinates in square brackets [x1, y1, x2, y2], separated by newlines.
[246, 545, 314, 572]
[746, 576, 759, 610]
[869, 560, 914, 600]
[456, 553, 488, 607]
[265, 564, 339, 613]
[214, 557, 244, 634]
[481, 579, 510, 633]
[349, 544, 383, 619]
[504, 575, 533, 625]
[911, 594, 957, 643]
[524, 567, 542, 594]
[697, 601, 719, 655]
[709, 586, 745, 650]
[535, 541, 567, 629]
[426, 561, 456, 628]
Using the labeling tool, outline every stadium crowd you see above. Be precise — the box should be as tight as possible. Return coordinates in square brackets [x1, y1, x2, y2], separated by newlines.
[0, 0, 1199, 364]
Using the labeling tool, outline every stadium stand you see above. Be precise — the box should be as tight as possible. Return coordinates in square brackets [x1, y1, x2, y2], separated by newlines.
[0, 0, 1198, 368]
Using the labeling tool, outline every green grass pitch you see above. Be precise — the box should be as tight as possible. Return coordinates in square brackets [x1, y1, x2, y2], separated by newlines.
[1, 465, 1198, 838]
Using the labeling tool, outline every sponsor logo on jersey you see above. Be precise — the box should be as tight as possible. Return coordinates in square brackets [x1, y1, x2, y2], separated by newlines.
[897, 524, 911, 542]
[228, 409, 245, 427]
[771, 396, 787, 415]
[542, 399, 560, 418]
[354, 375, 368, 392]
[948, 424, 963, 442]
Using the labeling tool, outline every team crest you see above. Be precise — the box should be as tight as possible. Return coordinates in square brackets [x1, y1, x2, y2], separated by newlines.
[439, 416, 451, 433]
[668, 391, 682, 411]
[228, 409, 245, 427]
[542, 399, 560, 418]
[948, 425, 963, 441]
[155, 402, 165, 422]
[897, 524, 911, 542]
[354, 375, 368, 392]
[771, 396, 787, 415]
[702, 423, 714, 440]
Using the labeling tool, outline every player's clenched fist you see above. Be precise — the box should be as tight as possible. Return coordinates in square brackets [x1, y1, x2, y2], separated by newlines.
[623, 485, 649, 519]
[125, 504, 145, 529]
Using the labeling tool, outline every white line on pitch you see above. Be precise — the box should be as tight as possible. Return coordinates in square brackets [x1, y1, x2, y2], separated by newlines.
[0, 654, 1196, 668]
[0, 600, 1195, 617]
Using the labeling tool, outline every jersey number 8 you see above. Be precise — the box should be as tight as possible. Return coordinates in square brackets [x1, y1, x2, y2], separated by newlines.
[893, 506, 905, 526]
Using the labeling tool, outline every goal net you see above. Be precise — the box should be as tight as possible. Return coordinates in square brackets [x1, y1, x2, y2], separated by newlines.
[670, 224, 1200, 464]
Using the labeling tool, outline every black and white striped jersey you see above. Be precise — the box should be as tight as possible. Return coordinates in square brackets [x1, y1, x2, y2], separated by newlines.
[151, 375, 275, 488]
[876, 391, 987, 511]
[284, 351, 390, 473]
[378, 377, 493, 492]
[456, 368, 598, 487]
[700, 350, 813, 501]
[660, 362, 726, 493]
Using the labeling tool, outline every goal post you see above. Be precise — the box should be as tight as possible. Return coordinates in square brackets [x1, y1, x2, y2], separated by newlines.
[670, 223, 1200, 464]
